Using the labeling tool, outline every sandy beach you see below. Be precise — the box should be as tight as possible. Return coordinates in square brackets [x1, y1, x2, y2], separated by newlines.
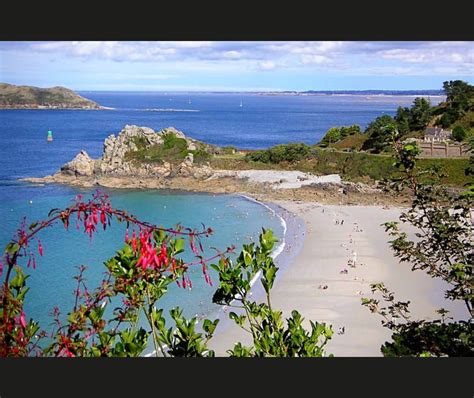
[210, 200, 469, 356]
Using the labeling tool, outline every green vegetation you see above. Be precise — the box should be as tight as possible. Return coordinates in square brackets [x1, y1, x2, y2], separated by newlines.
[318, 125, 361, 147]
[452, 126, 467, 142]
[331, 133, 368, 151]
[316, 80, 474, 154]
[245, 143, 314, 163]
[452, 111, 474, 135]
[125, 133, 211, 164]
[221, 146, 237, 155]
[434, 80, 474, 128]
[212, 229, 333, 357]
[361, 115, 398, 153]
[213, 144, 471, 187]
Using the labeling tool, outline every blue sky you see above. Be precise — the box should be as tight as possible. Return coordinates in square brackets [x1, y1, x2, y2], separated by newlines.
[0, 41, 473, 91]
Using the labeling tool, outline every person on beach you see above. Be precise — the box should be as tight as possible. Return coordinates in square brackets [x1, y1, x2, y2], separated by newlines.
[351, 251, 357, 266]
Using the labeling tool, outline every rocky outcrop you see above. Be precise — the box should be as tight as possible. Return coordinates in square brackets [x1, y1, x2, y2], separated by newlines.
[57, 125, 214, 180]
[100, 125, 163, 174]
[60, 150, 97, 176]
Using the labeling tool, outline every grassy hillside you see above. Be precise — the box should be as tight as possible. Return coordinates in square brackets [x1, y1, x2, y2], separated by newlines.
[331, 133, 368, 151]
[0, 83, 102, 109]
[211, 146, 471, 187]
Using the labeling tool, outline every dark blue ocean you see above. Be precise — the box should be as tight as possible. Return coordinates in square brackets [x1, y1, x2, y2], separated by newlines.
[0, 92, 442, 348]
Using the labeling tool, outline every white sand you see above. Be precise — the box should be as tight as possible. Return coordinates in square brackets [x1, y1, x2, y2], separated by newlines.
[210, 201, 468, 356]
[212, 170, 342, 189]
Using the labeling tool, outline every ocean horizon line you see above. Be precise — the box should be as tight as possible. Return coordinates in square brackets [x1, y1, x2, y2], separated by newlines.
[75, 89, 446, 95]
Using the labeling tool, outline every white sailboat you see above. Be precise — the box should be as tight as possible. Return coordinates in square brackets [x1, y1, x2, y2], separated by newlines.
[239, 99, 243, 108]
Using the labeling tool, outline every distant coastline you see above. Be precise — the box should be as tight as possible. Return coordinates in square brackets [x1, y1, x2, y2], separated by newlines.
[79, 89, 445, 97]
[0, 83, 105, 110]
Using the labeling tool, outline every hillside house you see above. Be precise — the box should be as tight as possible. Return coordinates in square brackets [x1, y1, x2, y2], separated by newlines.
[423, 127, 452, 142]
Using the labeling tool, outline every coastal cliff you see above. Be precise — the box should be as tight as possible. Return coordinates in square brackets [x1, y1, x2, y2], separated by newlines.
[0, 83, 104, 109]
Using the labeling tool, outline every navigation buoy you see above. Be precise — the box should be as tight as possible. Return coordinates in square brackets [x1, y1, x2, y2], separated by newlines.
[47, 130, 53, 142]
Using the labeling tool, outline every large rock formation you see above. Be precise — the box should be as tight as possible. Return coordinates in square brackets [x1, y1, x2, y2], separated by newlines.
[60, 150, 96, 176]
[58, 125, 214, 180]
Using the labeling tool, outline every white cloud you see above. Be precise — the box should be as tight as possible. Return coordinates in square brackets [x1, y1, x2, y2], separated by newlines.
[222, 51, 242, 59]
[300, 54, 331, 64]
[2, 41, 473, 78]
[258, 60, 276, 70]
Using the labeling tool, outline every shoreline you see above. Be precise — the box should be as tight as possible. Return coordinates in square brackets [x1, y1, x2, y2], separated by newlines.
[20, 172, 410, 207]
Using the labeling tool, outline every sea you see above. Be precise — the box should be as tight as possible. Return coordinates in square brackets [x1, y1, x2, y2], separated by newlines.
[0, 92, 444, 351]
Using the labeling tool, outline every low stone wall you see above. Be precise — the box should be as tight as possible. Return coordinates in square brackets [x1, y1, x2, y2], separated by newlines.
[418, 141, 471, 158]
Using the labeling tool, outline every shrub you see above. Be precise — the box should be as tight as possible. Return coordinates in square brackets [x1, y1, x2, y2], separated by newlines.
[452, 126, 467, 142]
[245, 143, 313, 164]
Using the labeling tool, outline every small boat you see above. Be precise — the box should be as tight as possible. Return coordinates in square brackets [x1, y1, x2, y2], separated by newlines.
[47, 130, 53, 142]
[239, 100, 243, 108]
[188, 98, 192, 104]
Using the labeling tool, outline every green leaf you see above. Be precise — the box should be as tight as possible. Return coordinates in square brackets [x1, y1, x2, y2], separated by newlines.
[243, 250, 252, 267]
[5, 242, 20, 255]
[175, 238, 185, 253]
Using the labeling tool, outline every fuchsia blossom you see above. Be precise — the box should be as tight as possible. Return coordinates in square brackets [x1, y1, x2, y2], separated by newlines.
[100, 210, 106, 227]
[19, 312, 27, 328]
[131, 230, 137, 251]
[38, 240, 43, 257]
[124, 228, 129, 243]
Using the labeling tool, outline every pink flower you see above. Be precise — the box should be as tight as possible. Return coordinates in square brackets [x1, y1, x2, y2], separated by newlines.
[100, 210, 106, 226]
[92, 210, 98, 225]
[125, 228, 129, 243]
[38, 240, 44, 256]
[189, 236, 199, 255]
[19, 312, 27, 328]
[0, 262, 3, 278]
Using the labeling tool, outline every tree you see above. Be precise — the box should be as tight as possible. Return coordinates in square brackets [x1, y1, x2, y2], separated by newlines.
[452, 125, 467, 142]
[394, 106, 411, 136]
[340, 124, 361, 139]
[443, 80, 474, 113]
[408, 97, 431, 131]
[361, 115, 398, 153]
[362, 142, 473, 356]
[319, 127, 342, 147]
[437, 107, 461, 128]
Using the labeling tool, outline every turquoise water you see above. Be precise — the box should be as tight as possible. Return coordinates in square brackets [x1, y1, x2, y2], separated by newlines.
[0, 187, 284, 342]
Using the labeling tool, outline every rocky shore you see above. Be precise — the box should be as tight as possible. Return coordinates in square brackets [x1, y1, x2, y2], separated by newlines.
[22, 125, 409, 206]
